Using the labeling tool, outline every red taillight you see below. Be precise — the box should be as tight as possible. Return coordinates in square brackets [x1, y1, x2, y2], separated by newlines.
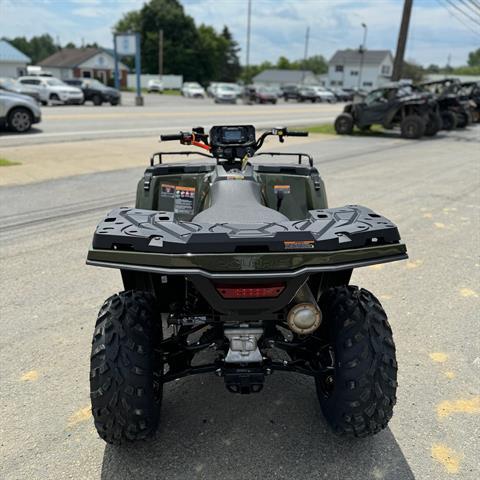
[215, 283, 285, 299]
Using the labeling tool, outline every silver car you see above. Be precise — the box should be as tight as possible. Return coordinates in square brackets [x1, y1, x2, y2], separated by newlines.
[0, 91, 42, 132]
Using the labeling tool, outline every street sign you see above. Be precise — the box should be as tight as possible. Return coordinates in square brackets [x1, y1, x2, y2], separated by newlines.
[116, 34, 136, 56]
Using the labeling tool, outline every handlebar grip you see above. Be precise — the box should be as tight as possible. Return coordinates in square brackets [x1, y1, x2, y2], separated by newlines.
[287, 131, 309, 137]
[160, 133, 182, 141]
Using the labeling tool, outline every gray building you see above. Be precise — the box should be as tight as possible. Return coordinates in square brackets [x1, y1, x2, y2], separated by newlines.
[0, 39, 31, 77]
[327, 50, 393, 90]
[252, 69, 318, 87]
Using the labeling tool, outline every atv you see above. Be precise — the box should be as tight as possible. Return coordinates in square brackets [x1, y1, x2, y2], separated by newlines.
[87, 125, 407, 444]
[334, 85, 440, 139]
[420, 79, 471, 129]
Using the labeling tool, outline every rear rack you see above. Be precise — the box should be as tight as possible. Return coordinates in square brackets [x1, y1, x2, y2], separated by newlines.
[254, 152, 314, 167]
[150, 151, 215, 166]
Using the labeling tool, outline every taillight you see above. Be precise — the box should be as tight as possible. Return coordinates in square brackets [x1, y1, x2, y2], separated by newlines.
[215, 283, 285, 299]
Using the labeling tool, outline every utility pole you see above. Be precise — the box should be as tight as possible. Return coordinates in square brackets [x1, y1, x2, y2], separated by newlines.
[158, 29, 164, 78]
[392, 0, 413, 81]
[358, 23, 367, 89]
[301, 26, 310, 84]
[245, 0, 252, 83]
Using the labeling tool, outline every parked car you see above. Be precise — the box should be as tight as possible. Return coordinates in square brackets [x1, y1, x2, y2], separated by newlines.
[0, 77, 41, 103]
[64, 78, 121, 106]
[330, 87, 353, 102]
[281, 84, 299, 101]
[147, 79, 164, 93]
[252, 86, 278, 104]
[17, 76, 84, 105]
[0, 91, 41, 132]
[311, 86, 336, 103]
[213, 84, 237, 104]
[181, 82, 206, 98]
[297, 87, 318, 102]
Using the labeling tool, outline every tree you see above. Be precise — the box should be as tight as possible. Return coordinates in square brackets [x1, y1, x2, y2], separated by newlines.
[8, 34, 59, 63]
[467, 48, 480, 67]
[401, 60, 425, 82]
[426, 64, 440, 73]
[114, 0, 240, 83]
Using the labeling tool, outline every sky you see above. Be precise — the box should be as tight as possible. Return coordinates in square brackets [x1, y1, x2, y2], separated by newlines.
[1, 0, 479, 67]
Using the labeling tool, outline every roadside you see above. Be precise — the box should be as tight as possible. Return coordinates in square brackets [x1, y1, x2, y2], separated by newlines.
[0, 133, 333, 186]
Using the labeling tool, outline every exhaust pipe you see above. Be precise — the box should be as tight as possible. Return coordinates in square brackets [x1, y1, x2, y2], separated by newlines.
[287, 284, 322, 335]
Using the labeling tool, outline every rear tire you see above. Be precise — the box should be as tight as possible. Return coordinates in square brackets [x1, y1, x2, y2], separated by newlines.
[90, 290, 163, 445]
[441, 111, 457, 130]
[456, 112, 468, 128]
[316, 286, 397, 438]
[400, 114, 425, 139]
[334, 113, 354, 135]
[92, 94, 103, 106]
[425, 113, 441, 136]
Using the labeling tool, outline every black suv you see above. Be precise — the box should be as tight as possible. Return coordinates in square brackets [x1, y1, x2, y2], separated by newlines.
[64, 79, 121, 106]
[335, 85, 440, 139]
[281, 84, 299, 101]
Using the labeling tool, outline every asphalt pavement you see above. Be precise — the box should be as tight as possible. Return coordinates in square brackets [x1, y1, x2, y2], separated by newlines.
[0, 127, 479, 479]
[0, 92, 341, 147]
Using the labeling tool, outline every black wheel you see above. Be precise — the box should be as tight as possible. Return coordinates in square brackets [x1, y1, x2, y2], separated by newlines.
[315, 286, 397, 438]
[7, 107, 32, 132]
[41, 100, 48, 106]
[440, 111, 457, 130]
[49, 93, 60, 104]
[110, 100, 119, 106]
[425, 113, 441, 136]
[90, 290, 163, 445]
[400, 114, 425, 139]
[334, 113, 354, 135]
[92, 94, 103, 106]
[456, 112, 468, 128]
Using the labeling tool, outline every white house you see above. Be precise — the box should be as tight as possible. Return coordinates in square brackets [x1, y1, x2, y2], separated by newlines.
[0, 39, 31, 77]
[327, 50, 393, 90]
[38, 48, 129, 87]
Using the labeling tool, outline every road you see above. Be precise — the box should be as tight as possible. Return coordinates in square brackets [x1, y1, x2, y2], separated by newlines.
[1, 128, 479, 479]
[0, 92, 341, 147]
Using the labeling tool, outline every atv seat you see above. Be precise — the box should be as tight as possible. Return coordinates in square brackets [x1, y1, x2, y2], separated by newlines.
[193, 180, 288, 224]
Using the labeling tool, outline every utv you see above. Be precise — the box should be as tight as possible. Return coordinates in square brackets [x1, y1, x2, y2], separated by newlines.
[87, 126, 407, 444]
[420, 79, 471, 129]
[460, 81, 480, 124]
[334, 85, 440, 139]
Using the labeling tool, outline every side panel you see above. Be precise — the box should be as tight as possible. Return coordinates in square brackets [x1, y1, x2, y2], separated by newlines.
[136, 173, 210, 221]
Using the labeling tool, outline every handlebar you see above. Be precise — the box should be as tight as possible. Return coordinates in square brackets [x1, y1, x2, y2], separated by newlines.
[286, 131, 308, 137]
[160, 133, 183, 141]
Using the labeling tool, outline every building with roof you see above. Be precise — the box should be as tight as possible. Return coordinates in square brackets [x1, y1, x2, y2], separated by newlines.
[327, 49, 393, 90]
[0, 39, 31, 77]
[252, 69, 319, 87]
[38, 48, 129, 87]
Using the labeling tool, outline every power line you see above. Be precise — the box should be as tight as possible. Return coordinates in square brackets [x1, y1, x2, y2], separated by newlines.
[459, 0, 480, 15]
[444, 0, 480, 27]
[436, 0, 480, 37]
[467, 0, 480, 12]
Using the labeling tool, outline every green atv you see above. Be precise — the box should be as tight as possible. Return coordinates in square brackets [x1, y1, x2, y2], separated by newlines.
[87, 126, 407, 444]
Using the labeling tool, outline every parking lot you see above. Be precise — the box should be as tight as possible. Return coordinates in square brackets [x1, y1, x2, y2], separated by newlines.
[1, 118, 479, 479]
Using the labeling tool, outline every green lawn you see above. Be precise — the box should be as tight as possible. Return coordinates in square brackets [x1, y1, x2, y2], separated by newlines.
[0, 157, 20, 167]
[294, 123, 384, 136]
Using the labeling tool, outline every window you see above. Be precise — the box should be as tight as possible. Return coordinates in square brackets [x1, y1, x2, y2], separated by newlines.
[330, 80, 336, 86]
[335, 65, 344, 72]
[381, 65, 390, 75]
[363, 81, 373, 87]
[337, 81, 343, 86]
[350, 70, 359, 76]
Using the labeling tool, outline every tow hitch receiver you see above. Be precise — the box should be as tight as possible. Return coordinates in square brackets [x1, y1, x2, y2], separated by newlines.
[223, 368, 265, 394]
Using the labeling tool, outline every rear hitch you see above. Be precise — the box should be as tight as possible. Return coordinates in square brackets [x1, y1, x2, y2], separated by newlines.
[223, 367, 266, 394]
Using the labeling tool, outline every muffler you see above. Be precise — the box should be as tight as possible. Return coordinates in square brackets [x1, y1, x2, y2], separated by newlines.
[287, 284, 322, 335]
